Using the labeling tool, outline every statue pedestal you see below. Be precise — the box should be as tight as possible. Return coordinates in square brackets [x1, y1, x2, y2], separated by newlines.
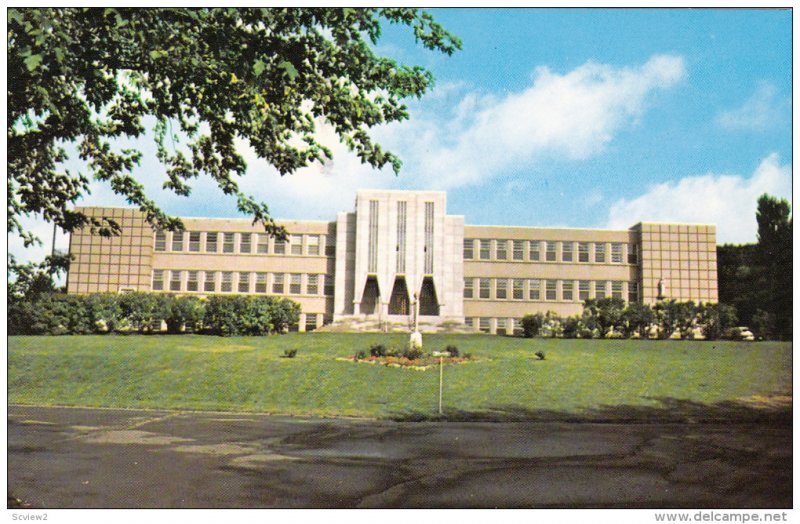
[409, 331, 423, 349]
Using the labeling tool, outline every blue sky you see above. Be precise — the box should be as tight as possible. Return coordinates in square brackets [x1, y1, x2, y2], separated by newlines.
[13, 8, 792, 264]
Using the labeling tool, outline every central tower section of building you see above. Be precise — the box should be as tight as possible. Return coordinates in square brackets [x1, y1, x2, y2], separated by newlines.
[332, 190, 464, 329]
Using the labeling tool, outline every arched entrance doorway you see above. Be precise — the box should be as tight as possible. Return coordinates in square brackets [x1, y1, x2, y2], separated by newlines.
[419, 277, 440, 316]
[388, 277, 410, 315]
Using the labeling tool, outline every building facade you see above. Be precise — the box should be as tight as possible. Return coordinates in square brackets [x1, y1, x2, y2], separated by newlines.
[67, 190, 718, 333]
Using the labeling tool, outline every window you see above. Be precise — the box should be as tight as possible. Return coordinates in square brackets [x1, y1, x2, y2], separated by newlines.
[305, 315, 318, 332]
[513, 318, 524, 336]
[221, 272, 233, 292]
[223, 233, 235, 253]
[397, 202, 407, 272]
[170, 270, 182, 292]
[479, 317, 491, 333]
[546, 280, 557, 300]
[424, 202, 434, 274]
[595, 280, 607, 299]
[496, 318, 507, 336]
[628, 281, 639, 303]
[496, 279, 507, 299]
[464, 278, 474, 298]
[240, 233, 252, 254]
[187, 270, 199, 292]
[273, 238, 286, 255]
[513, 240, 524, 260]
[172, 232, 184, 252]
[479, 278, 491, 299]
[290, 234, 302, 255]
[579, 280, 590, 301]
[324, 275, 335, 296]
[464, 317, 475, 330]
[189, 232, 201, 252]
[255, 273, 268, 293]
[289, 273, 302, 294]
[479, 240, 490, 260]
[325, 243, 336, 256]
[529, 241, 540, 261]
[307, 274, 319, 295]
[545, 241, 557, 262]
[206, 232, 218, 253]
[204, 271, 216, 292]
[154, 231, 166, 252]
[628, 244, 638, 265]
[513, 279, 524, 299]
[307, 235, 320, 255]
[152, 270, 164, 291]
[578, 242, 590, 262]
[257, 234, 269, 254]
[594, 243, 606, 263]
[529, 279, 541, 300]
[368, 200, 379, 271]
[238, 272, 250, 293]
[562, 242, 573, 262]
[496, 240, 507, 260]
[612, 281, 623, 299]
[611, 243, 623, 264]
[463, 239, 474, 259]
[562, 280, 574, 301]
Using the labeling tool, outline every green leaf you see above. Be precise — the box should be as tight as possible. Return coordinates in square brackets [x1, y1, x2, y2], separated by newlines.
[253, 59, 266, 77]
[149, 50, 168, 60]
[279, 60, 298, 81]
[24, 54, 43, 72]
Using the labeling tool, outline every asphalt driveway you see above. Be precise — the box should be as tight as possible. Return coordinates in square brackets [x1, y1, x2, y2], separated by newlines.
[8, 405, 791, 508]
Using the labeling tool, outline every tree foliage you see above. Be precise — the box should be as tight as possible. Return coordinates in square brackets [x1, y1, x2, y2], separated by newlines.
[8, 7, 461, 248]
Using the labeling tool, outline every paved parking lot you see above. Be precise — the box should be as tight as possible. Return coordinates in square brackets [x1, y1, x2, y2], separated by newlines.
[8, 405, 792, 508]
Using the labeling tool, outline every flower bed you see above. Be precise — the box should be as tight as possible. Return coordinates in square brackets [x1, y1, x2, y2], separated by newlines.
[337, 354, 473, 371]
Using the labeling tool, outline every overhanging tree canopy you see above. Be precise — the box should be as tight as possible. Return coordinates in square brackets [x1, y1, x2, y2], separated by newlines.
[8, 7, 461, 247]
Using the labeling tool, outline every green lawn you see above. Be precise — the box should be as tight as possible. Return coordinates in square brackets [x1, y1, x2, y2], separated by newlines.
[8, 334, 792, 419]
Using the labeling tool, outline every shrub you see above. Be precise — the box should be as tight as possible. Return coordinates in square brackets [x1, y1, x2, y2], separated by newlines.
[403, 346, 423, 360]
[282, 348, 298, 358]
[534, 351, 545, 360]
[462, 352, 473, 360]
[445, 345, 459, 357]
[369, 344, 387, 357]
[521, 313, 545, 338]
[354, 350, 366, 360]
[161, 295, 205, 334]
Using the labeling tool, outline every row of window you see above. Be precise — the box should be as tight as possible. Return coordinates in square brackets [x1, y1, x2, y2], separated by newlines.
[154, 231, 333, 256]
[464, 239, 637, 265]
[151, 270, 334, 296]
[464, 278, 638, 303]
[464, 317, 525, 334]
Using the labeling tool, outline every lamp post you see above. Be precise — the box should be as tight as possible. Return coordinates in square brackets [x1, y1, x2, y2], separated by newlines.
[409, 292, 422, 349]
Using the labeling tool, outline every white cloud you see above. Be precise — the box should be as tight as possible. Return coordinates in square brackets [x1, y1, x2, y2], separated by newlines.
[606, 153, 792, 244]
[715, 82, 788, 131]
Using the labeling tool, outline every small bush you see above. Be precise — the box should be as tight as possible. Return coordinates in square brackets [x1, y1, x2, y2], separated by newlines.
[402, 346, 423, 360]
[282, 348, 298, 358]
[445, 345, 459, 357]
[535, 351, 545, 360]
[354, 350, 366, 360]
[369, 344, 387, 357]
[462, 352, 473, 360]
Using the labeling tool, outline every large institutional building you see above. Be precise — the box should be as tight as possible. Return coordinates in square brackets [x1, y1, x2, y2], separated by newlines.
[66, 190, 718, 334]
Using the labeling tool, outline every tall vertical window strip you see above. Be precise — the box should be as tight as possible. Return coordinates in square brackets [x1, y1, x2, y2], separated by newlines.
[463, 239, 474, 259]
[479, 278, 491, 299]
[611, 243, 623, 263]
[170, 270, 182, 291]
[546, 280, 557, 300]
[221, 272, 233, 292]
[154, 231, 167, 252]
[464, 278, 473, 298]
[562, 280, 574, 301]
[627, 244, 638, 264]
[529, 279, 540, 300]
[290, 273, 302, 294]
[424, 202, 434, 274]
[187, 271, 199, 291]
[496, 240, 507, 260]
[240, 233, 252, 254]
[257, 234, 269, 254]
[545, 241, 557, 261]
[628, 281, 639, 303]
[578, 242, 590, 262]
[368, 200, 379, 273]
[495, 279, 507, 299]
[529, 241, 540, 261]
[255, 273, 267, 293]
[189, 232, 201, 252]
[152, 270, 164, 290]
[204, 271, 216, 292]
[397, 201, 407, 272]
[595, 243, 606, 263]
[513, 279, 524, 299]
[480, 240, 491, 260]
[579, 280, 590, 300]
[172, 231, 184, 252]
[206, 232, 218, 253]
[562, 242, 573, 262]
[238, 272, 250, 293]
[307, 235, 320, 256]
[307, 274, 319, 295]
[611, 281, 623, 299]
[223, 233, 235, 253]
[324, 275, 335, 296]
[513, 240, 524, 260]
[595, 280, 607, 299]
